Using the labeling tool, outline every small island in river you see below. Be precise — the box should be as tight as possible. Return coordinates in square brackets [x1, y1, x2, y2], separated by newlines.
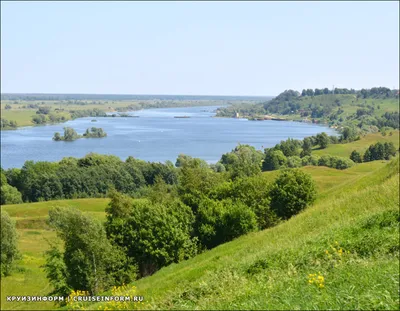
[53, 127, 107, 141]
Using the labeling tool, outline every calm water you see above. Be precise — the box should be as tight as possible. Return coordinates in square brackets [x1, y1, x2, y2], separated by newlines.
[0, 106, 336, 169]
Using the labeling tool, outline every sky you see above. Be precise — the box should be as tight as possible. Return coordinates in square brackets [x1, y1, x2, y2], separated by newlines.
[1, 1, 399, 96]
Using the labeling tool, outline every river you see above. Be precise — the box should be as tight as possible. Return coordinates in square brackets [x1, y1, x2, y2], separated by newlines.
[0, 106, 336, 169]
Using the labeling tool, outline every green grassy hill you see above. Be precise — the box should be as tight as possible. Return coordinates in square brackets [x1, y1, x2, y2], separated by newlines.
[1, 158, 398, 310]
[83, 157, 398, 310]
[313, 131, 399, 158]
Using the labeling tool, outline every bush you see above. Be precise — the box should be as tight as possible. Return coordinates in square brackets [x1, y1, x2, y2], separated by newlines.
[105, 195, 197, 277]
[1, 171, 22, 204]
[286, 156, 302, 168]
[0, 184, 23, 205]
[209, 175, 277, 230]
[196, 198, 257, 249]
[1, 210, 20, 276]
[220, 145, 264, 179]
[269, 169, 317, 220]
[301, 155, 320, 166]
[318, 155, 355, 169]
[263, 149, 287, 171]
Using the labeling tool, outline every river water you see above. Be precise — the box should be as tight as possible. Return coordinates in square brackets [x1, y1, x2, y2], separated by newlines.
[0, 106, 336, 169]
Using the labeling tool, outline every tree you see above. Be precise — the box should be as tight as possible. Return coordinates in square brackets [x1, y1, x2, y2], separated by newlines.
[45, 207, 135, 296]
[0, 184, 23, 205]
[300, 137, 313, 157]
[286, 156, 302, 168]
[220, 145, 263, 179]
[37, 106, 51, 114]
[363, 148, 372, 162]
[273, 138, 302, 157]
[196, 198, 257, 249]
[53, 132, 62, 141]
[269, 169, 317, 220]
[0, 171, 22, 205]
[306, 89, 314, 96]
[1, 210, 20, 276]
[314, 88, 323, 96]
[62, 127, 80, 141]
[209, 174, 277, 230]
[175, 154, 207, 168]
[350, 150, 362, 163]
[316, 132, 329, 149]
[340, 126, 358, 142]
[82, 127, 107, 138]
[178, 158, 225, 211]
[105, 197, 197, 277]
[32, 114, 47, 124]
[263, 149, 287, 171]
[383, 142, 397, 160]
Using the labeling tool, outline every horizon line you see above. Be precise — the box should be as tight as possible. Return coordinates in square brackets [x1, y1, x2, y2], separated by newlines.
[0, 92, 274, 97]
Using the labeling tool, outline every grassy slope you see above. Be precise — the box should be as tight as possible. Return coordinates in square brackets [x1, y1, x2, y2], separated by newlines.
[313, 131, 399, 158]
[86, 158, 399, 310]
[235, 94, 398, 124]
[1, 160, 396, 310]
[0, 199, 109, 310]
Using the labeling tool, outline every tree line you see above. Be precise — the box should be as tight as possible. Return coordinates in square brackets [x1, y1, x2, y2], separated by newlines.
[350, 142, 397, 163]
[0, 128, 372, 205]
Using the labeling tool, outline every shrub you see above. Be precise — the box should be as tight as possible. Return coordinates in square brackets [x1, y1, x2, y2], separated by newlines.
[269, 169, 317, 220]
[263, 149, 287, 171]
[220, 145, 264, 179]
[196, 198, 257, 249]
[1, 210, 20, 276]
[286, 156, 302, 168]
[105, 196, 197, 277]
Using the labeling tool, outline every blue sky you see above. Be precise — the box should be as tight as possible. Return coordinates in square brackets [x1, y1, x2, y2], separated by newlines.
[1, 1, 399, 96]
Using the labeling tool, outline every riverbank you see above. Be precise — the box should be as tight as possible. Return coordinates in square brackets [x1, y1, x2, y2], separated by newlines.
[0, 99, 251, 130]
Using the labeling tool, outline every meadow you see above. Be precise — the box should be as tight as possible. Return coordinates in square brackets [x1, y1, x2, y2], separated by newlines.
[313, 131, 399, 157]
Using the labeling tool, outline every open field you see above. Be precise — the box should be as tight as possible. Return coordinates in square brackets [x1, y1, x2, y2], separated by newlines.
[1, 159, 397, 310]
[313, 131, 399, 158]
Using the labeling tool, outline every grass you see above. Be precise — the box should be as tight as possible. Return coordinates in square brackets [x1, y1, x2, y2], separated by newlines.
[1, 158, 398, 310]
[313, 131, 399, 158]
[0, 198, 109, 310]
[83, 158, 399, 310]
